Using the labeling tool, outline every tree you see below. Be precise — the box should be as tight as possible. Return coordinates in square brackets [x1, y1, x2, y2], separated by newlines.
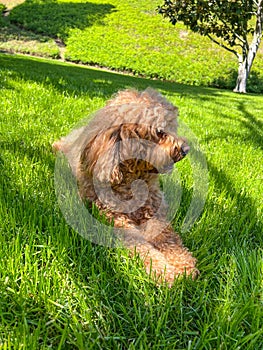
[158, 0, 263, 93]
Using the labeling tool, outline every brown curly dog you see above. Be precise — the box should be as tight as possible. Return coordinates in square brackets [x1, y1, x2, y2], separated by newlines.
[53, 88, 198, 284]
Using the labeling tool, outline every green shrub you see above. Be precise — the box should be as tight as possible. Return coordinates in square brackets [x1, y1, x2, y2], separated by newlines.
[0, 4, 7, 13]
[0, 3, 7, 27]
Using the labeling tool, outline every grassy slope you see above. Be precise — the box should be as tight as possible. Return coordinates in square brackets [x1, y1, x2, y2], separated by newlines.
[1, 0, 262, 92]
[0, 53, 263, 349]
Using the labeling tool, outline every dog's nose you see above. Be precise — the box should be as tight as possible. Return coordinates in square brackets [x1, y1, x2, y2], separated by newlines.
[181, 144, 190, 157]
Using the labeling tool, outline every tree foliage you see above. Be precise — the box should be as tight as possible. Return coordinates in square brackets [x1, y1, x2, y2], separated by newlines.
[159, 0, 254, 46]
[159, 0, 263, 93]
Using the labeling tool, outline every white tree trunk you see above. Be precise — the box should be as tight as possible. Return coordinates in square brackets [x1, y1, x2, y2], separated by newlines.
[233, 55, 248, 93]
[234, 0, 263, 93]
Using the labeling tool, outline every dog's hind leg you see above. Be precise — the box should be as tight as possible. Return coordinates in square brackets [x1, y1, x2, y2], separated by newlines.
[151, 226, 199, 278]
[123, 235, 184, 284]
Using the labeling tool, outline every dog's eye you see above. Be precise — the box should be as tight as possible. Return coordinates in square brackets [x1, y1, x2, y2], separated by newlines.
[157, 128, 165, 137]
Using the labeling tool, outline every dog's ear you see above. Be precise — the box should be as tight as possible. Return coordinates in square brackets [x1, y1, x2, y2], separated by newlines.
[80, 125, 123, 185]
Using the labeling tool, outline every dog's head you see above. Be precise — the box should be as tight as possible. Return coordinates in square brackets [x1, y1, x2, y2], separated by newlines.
[79, 121, 189, 185]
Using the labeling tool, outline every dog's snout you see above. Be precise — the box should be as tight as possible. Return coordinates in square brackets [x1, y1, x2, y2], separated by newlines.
[181, 144, 190, 157]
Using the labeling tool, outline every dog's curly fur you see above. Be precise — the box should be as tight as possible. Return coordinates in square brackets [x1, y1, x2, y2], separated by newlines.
[53, 88, 198, 283]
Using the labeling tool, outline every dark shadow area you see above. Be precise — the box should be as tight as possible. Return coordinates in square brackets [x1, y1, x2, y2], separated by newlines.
[0, 139, 54, 169]
[172, 163, 262, 251]
[246, 70, 263, 93]
[206, 161, 262, 248]
[237, 101, 263, 150]
[9, 0, 115, 41]
[212, 68, 263, 94]
[0, 139, 58, 234]
[212, 68, 237, 91]
[201, 100, 263, 151]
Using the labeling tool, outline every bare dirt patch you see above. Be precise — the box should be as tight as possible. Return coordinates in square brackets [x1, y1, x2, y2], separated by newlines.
[1, 0, 25, 11]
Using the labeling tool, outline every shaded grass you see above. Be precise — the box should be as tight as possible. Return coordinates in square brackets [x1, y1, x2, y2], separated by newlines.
[9, 0, 115, 40]
[0, 53, 263, 349]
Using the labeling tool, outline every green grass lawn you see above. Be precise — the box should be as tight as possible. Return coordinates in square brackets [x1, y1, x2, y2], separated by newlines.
[1, 0, 263, 92]
[0, 53, 263, 349]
